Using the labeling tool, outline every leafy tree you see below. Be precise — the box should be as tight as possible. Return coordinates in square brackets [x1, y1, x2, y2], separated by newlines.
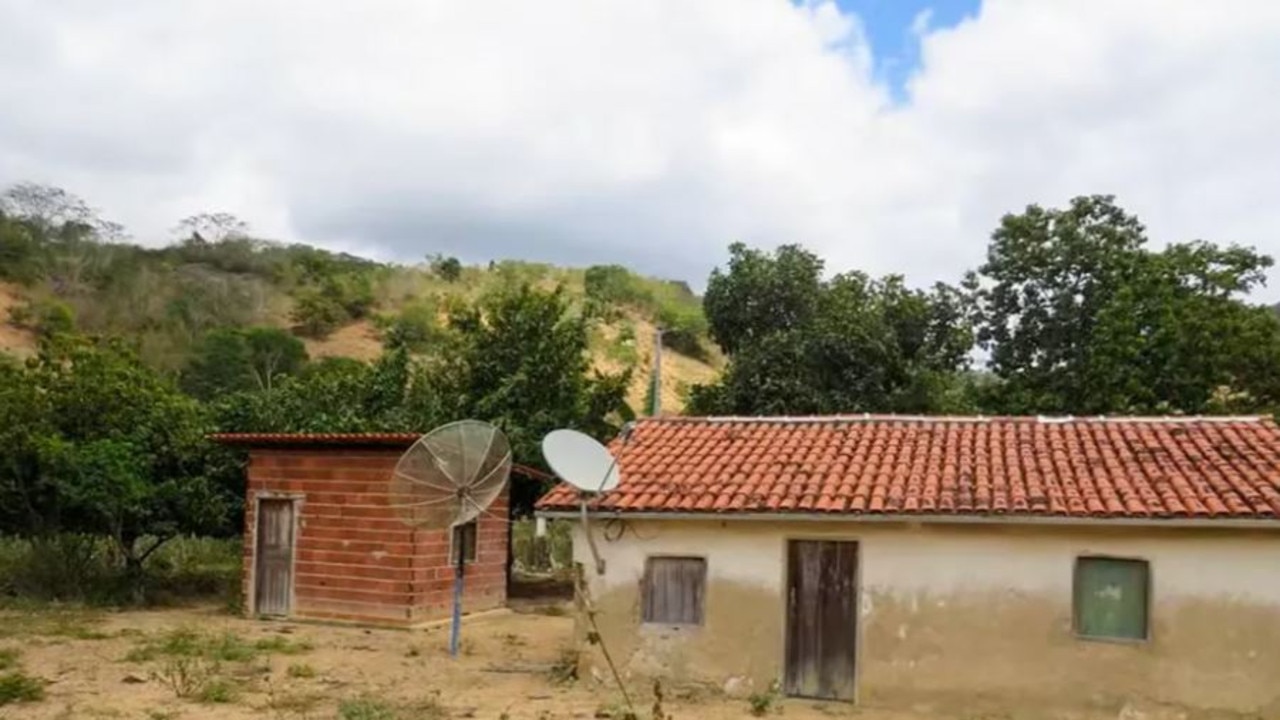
[702, 242, 825, 356]
[182, 327, 308, 399]
[429, 254, 463, 282]
[0, 336, 231, 600]
[172, 212, 251, 243]
[215, 350, 420, 434]
[0, 210, 42, 283]
[691, 244, 974, 415]
[972, 195, 1280, 414]
[432, 283, 633, 470]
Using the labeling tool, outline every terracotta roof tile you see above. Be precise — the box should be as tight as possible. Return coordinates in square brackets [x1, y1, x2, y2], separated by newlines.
[535, 416, 1280, 521]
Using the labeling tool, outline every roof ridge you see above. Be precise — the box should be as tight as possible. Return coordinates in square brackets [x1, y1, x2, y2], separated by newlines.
[632, 414, 1271, 425]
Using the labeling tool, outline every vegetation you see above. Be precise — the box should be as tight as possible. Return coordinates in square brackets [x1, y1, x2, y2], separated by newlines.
[0, 669, 45, 705]
[5, 178, 1280, 608]
[693, 196, 1280, 418]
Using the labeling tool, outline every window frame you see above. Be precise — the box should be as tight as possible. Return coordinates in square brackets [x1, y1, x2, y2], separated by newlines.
[1072, 554, 1152, 644]
[450, 520, 478, 566]
[640, 555, 708, 627]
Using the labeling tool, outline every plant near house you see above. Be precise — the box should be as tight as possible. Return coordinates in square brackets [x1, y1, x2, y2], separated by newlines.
[747, 679, 782, 717]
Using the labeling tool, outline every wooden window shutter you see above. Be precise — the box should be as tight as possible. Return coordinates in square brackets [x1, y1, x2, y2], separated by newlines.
[642, 557, 706, 625]
[1074, 556, 1150, 641]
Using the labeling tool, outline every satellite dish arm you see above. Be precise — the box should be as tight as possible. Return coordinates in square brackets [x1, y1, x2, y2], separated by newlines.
[582, 500, 606, 575]
[582, 423, 636, 575]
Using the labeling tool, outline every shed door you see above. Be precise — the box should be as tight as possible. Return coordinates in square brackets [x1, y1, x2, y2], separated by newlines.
[254, 498, 296, 617]
[785, 540, 858, 701]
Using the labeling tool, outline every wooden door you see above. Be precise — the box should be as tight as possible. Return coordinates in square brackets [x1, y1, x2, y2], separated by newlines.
[784, 540, 858, 700]
[254, 498, 296, 617]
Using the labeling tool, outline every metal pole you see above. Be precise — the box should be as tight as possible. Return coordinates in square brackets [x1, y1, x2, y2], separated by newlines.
[651, 327, 663, 416]
[449, 539, 464, 657]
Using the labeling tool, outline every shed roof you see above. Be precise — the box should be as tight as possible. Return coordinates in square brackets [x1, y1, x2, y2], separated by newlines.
[534, 415, 1280, 522]
[209, 432, 553, 481]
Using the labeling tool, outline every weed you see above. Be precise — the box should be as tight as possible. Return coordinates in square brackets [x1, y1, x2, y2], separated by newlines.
[253, 635, 313, 655]
[337, 694, 398, 720]
[196, 677, 238, 704]
[286, 662, 316, 679]
[0, 647, 18, 671]
[748, 679, 783, 717]
[547, 646, 579, 685]
[150, 656, 222, 700]
[0, 670, 46, 705]
[337, 691, 447, 720]
[145, 711, 178, 720]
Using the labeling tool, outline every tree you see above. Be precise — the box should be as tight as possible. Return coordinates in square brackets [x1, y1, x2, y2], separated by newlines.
[172, 212, 251, 244]
[182, 327, 308, 399]
[972, 195, 1280, 414]
[690, 244, 974, 415]
[0, 336, 231, 600]
[429, 254, 463, 282]
[702, 242, 825, 356]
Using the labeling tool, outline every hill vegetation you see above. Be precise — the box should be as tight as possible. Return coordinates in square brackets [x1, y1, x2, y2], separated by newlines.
[0, 183, 721, 411]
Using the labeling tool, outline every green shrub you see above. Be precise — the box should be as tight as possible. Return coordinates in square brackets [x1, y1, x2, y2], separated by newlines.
[291, 289, 349, 338]
[0, 648, 17, 670]
[7, 299, 75, 339]
[0, 670, 45, 705]
[428, 255, 463, 282]
[0, 535, 240, 607]
[286, 662, 316, 678]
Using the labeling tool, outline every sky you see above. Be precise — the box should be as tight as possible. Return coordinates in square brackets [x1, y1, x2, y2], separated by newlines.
[1, 0, 1279, 297]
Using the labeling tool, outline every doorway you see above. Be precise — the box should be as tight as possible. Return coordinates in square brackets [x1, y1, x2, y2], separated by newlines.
[253, 497, 297, 617]
[784, 539, 859, 701]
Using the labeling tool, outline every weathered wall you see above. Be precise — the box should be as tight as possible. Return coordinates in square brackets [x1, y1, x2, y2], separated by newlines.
[244, 447, 508, 627]
[570, 518, 1280, 713]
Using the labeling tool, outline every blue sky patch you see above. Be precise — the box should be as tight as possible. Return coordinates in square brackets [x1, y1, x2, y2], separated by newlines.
[833, 0, 980, 101]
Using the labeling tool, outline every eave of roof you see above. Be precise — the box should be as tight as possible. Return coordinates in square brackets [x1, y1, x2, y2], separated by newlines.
[208, 432, 553, 482]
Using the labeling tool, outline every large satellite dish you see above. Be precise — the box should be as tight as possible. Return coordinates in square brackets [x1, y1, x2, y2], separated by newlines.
[390, 419, 512, 528]
[542, 428, 620, 494]
[389, 420, 512, 657]
[541, 426, 634, 577]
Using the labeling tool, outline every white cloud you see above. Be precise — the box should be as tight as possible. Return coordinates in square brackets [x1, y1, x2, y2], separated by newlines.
[1, 0, 1278, 297]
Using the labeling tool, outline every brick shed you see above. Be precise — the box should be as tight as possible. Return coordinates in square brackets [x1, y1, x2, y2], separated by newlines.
[212, 432, 551, 628]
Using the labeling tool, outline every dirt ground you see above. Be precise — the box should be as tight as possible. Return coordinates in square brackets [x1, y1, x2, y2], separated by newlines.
[0, 599, 899, 720]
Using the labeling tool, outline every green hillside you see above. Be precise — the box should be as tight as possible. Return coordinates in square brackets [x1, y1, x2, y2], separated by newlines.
[0, 184, 721, 415]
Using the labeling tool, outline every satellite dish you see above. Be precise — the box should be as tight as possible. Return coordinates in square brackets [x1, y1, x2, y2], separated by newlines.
[390, 419, 512, 529]
[389, 420, 512, 658]
[541, 429, 620, 494]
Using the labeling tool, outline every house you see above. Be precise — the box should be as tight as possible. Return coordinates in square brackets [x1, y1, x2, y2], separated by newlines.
[212, 432, 550, 628]
[534, 415, 1280, 713]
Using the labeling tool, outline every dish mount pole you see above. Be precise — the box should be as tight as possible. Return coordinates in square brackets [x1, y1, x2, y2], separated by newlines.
[449, 524, 465, 657]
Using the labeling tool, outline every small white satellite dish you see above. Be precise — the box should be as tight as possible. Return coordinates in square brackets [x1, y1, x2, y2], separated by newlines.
[542, 429, 620, 494]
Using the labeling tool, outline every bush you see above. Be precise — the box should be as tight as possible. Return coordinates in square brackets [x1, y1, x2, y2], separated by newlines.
[0, 535, 241, 607]
[291, 290, 348, 338]
[0, 670, 45, 705]
[381, 299, 444, 351]
[428, 255, 462, 282]
[7, 299, 75, 339]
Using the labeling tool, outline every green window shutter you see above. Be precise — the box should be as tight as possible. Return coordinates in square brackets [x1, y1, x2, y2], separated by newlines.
[1074, 557, 1149, 640]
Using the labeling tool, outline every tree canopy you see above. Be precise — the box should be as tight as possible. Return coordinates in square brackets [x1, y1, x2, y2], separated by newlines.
[971, 195, 1280, 414]
[691, 243, 975, 415]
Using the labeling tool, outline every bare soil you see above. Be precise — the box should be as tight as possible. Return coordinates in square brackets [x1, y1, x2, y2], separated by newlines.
[0, 601, 919, 720]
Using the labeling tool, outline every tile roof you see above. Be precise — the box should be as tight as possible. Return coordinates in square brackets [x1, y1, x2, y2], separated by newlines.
[535, 416, 1280, 521]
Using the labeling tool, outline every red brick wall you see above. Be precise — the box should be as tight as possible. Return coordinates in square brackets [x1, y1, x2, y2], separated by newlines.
[243, 447, 509, 627]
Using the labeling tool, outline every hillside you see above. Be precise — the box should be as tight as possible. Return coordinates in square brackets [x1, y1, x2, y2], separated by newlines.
[0, 221, 722, 414]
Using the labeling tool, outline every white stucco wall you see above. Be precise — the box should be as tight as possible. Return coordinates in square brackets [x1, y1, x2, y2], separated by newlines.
[567, 517, 1280, 712]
